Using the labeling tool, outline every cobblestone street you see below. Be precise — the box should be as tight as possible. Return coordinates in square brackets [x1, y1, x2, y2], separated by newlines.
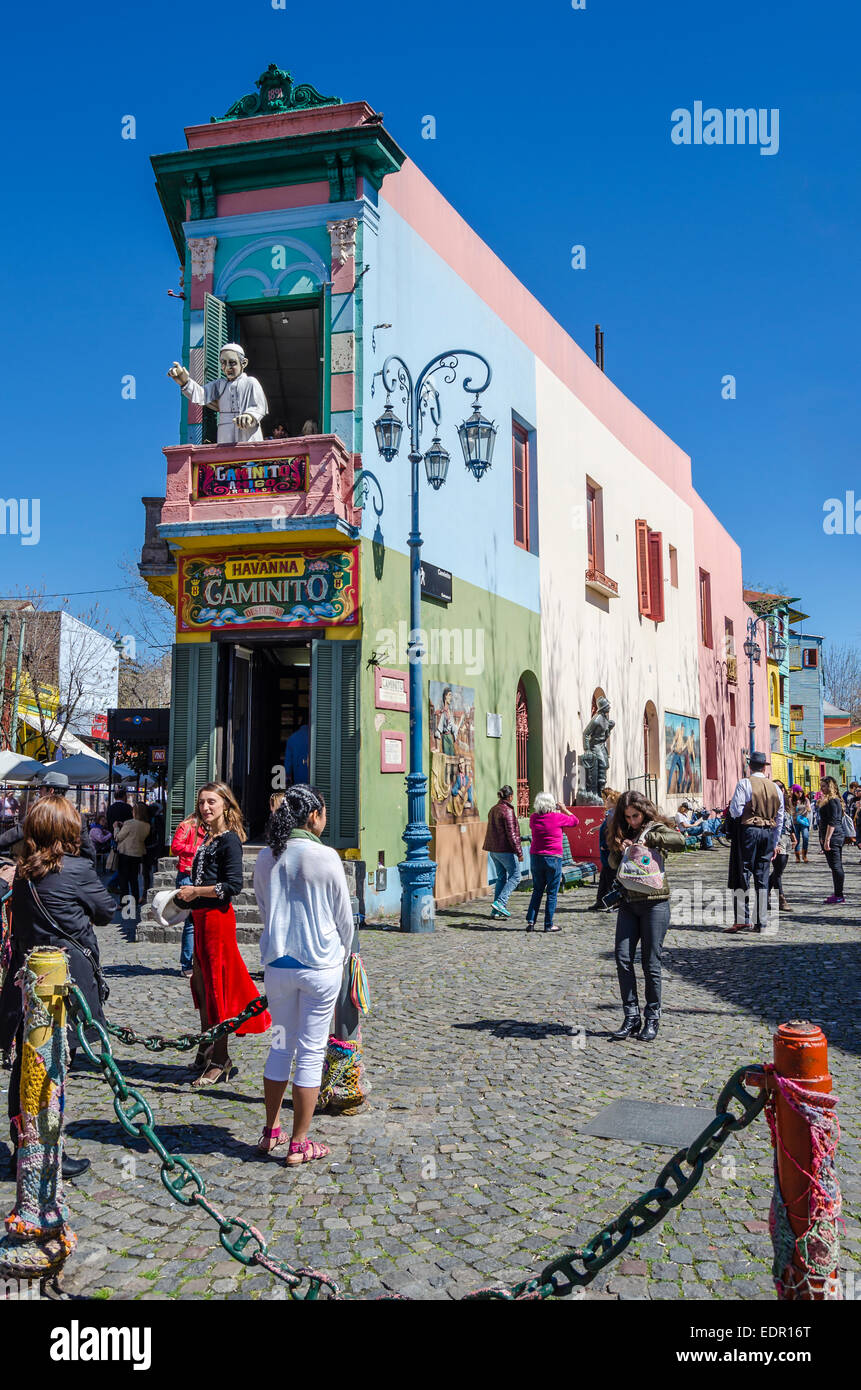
[3, 845, 859, 1302]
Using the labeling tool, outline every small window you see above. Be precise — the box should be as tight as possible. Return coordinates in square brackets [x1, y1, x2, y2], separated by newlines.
[668, 545, 678, 587]
[724, 618, 735, 658]
[790, 705, 804, 721]
[699, 569, 713, 648]
[729, 691, 736, 727]
[803, 648, 818, 668]
[586, 480, 605, 573]
[512, 423, 530, 550]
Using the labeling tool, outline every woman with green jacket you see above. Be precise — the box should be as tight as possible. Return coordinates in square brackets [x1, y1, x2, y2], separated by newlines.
[606, 791, 686, 1042]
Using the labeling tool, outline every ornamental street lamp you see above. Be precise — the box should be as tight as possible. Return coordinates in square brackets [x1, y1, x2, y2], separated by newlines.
[745, 614, 787, 758]
[373, 349, 496, 932]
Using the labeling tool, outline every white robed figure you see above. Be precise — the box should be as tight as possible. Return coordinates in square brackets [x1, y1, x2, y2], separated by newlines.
[168, 343, 268, 445]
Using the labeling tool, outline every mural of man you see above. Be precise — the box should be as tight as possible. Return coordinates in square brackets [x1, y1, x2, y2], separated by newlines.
[168, 343, 268, 444]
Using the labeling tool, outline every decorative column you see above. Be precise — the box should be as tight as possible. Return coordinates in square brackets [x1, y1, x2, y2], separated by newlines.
[186, 237, 218, 444]
[328, 219, 358, 447]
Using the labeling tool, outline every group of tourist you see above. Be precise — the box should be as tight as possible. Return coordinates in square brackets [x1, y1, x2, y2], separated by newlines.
[482, 749, 855, 1043]
[0, 774, 354, 1176]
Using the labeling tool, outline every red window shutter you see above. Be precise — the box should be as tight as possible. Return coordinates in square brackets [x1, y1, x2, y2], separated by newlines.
[586, 485, 595, 568]
[594, 486, 605, 573]
[635, 520, 651, 615]
[647, 530, 664, 621]
[700, 570, 713, 647]
[512, 425, 529, 550]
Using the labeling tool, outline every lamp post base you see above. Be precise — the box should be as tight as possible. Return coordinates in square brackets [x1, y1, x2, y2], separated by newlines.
[398, 858, 437, 933]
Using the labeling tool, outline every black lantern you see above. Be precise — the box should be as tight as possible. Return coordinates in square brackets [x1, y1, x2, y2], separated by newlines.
[424, 437, 450, 491]
[374, 398, 403, 462]
[457, 396, 497, 480]
[743, 637, 761, 664]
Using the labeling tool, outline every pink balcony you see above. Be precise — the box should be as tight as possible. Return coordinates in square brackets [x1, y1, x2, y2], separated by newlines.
[158, 435, 361, 535]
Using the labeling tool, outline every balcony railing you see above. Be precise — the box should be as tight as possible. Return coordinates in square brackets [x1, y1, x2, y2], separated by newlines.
[158, 435, 361, 537]
[585, 566, 619, 598]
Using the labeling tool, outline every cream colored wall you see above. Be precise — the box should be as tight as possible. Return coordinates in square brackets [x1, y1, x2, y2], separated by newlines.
[534, 358, 700, 808]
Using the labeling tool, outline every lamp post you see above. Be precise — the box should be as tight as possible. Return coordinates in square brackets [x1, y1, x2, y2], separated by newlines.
[374, 350, 496, 932]
[744, 614, 787, 759]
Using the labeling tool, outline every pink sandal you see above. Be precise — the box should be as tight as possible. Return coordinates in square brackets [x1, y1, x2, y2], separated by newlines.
[257, 1126, 290, 1157]
[286, 1138, 330, 1166]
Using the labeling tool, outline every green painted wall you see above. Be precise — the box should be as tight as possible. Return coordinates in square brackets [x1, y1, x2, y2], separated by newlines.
[357, 537, 543, 874]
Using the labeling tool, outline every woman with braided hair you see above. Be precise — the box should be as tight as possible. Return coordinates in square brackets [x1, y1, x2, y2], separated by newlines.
[253, 784, 355, 1165]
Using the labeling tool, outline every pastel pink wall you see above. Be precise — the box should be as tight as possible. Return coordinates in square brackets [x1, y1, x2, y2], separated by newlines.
[692, 498, 770, 803]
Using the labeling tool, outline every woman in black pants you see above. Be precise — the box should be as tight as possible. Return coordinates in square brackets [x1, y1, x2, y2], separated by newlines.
[818, 777, 846, 905]
[606, 791, 685, 1042]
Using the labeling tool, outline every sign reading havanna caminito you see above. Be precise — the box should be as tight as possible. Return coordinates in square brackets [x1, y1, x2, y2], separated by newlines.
[194, 455, 308, 499]
[178, 548, 358, 633]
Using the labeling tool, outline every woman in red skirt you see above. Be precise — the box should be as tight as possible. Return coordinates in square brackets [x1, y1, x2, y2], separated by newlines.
[175, 781, 270, 1086]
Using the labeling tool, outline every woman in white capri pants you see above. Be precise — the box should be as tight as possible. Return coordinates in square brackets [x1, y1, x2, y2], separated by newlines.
[253, 784, 354, 1165]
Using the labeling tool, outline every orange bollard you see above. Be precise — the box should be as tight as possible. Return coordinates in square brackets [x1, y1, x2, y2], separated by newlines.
[771, 1020, 838, 1299]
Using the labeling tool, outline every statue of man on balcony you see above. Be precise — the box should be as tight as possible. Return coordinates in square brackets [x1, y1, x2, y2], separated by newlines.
[168, 343, 268, 444]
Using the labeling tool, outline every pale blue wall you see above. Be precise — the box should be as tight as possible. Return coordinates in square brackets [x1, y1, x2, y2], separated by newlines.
[360, 199, 541, 616]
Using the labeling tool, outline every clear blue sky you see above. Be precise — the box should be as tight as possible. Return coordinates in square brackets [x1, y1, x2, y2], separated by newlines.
[3, 0, 858, 653]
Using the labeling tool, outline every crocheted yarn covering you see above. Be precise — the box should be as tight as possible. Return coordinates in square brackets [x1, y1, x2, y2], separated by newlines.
[3, 962, 76, 1259]
[764, 1066, 842, 1299]
[316, 1032, 367, 1115]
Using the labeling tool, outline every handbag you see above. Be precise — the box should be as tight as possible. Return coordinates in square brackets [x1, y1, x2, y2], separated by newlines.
[105, 848, 118, 872]
[614, 822, 666, 900]
[795, 815, 809, 828]
[348, 953, 371, 1015]
[840, 812, 856, 839]
[29, 879, 110, 1003]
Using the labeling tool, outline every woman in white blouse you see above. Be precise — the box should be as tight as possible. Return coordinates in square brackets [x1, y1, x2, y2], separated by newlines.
[253, 784, 354, 1165]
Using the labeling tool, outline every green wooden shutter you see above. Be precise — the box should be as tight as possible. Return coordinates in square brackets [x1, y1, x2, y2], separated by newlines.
[311, 639, 360, 849]
[202, 294, 234, 444]
[167, 642, 219, 834]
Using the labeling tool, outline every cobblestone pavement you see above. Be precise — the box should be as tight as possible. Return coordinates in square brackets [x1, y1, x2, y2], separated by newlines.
[2, 844, 859, 1301]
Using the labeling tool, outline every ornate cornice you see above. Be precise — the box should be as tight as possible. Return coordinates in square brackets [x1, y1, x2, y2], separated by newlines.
[213, 64, 340, 123]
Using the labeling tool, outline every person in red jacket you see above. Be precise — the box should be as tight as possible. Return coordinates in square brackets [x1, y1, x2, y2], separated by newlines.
[482, 785, 523, 920]
[171, 814, 206, 979]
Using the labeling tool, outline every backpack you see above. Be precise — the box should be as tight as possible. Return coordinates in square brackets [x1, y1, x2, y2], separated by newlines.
[614, 822, 667, 899]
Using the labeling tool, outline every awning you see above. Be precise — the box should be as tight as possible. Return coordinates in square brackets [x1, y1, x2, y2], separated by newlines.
[18, 713, 100, 760]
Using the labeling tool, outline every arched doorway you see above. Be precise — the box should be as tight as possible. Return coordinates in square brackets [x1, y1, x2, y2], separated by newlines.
[643, 700, 659, 802]
[515, 680, 530, 816]
[515, 671, 543, 816]
[705, 715, 718, 783]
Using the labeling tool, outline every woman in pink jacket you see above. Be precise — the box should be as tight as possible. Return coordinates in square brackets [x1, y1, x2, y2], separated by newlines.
[526, 792, 579, 932]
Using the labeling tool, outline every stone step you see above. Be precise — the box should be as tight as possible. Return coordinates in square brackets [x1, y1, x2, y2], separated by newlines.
[136, 920, 264, 946]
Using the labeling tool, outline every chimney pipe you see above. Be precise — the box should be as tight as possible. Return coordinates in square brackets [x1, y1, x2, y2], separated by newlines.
[595, 324, 605, 372]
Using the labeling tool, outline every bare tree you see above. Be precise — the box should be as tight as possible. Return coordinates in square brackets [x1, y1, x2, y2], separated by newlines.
[822, 642, 861, 725]
[118, 652, 172, 708]
[0, 589, 121, 759]
[117, 553, 174, 656]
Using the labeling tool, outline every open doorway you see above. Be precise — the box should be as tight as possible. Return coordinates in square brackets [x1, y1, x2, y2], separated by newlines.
[235, 303, 322, 439]
[219, 640, 311, 838]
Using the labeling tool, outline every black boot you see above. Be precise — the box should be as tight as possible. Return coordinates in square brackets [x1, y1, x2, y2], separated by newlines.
[639, 1013, 660, 1042]
[62, 1154, 91, 1179]
[609, 1010, 641, 1040]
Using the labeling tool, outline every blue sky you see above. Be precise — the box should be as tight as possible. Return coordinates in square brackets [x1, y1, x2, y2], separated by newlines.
[2, 0, 857, 653]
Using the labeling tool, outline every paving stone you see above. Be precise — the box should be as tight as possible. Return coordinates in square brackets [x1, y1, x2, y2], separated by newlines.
[8, 847, 855, 1301]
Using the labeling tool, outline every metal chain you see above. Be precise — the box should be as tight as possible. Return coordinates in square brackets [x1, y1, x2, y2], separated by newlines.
[466, 1065, 767, 1299]
[70, 983, 766, 1301]
[104, 995, 269, 1053]
[68, 985, 338, 1300]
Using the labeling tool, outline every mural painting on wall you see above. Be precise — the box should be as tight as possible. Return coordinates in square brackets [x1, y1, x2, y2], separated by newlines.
[429, 682, 478, 824]
[665, 713, 702, 795]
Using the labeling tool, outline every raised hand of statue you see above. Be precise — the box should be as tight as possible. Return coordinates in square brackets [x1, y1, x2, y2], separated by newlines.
[235, 412, 257, 430]
[168, 361, 190, 387]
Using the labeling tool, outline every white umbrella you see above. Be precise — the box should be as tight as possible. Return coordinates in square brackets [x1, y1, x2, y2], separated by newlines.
[42, 753, 112, 785]
[0, 750, 47, 784]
